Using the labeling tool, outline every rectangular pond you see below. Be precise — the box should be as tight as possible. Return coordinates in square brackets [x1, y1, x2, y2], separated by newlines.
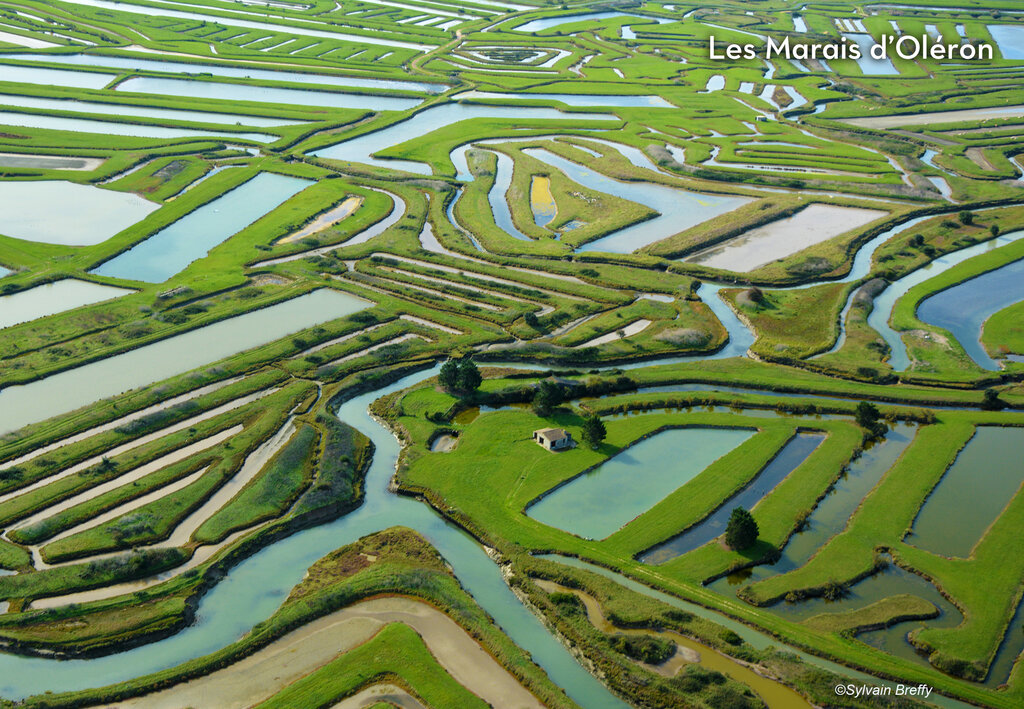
[0, 288, 370, 436]
[456, 90, 674, 108]
[10, 53, 448, 93]
[0, 109, 277, 143]
[640, 432, 825, 563]
[0, 93, 301, 128]
[116, 76, 420, 112]
[0, 181, 159, 246]
[0, 279, 132, 331]
[92, 172, 311, 282]
[989, 25, 1024, 60]
[514, 11, 669, 33]
[0, 63, 114, 89]
[685, 204, 887, 272]
[843, 104, 1024, 129]
[526, 427, 755, 540]
[843, 33, 899, 75]
[909, 426, 1024, 558]
[0, 152, 103, 170]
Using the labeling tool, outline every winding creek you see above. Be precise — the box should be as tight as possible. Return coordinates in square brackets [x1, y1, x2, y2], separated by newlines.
[867, 229, 1024, 370]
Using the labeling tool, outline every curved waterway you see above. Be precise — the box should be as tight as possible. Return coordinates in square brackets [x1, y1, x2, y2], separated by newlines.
[0, 364, 627, 708]
[523, 147, 751, 253]
[868, 230, 1024, 370]
[917, 255, 1024, 370]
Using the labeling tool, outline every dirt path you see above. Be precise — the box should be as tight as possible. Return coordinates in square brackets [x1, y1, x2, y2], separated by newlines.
[109, 597, 543, 709]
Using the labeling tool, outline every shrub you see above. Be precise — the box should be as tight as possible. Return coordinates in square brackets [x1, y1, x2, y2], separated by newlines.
[725, 507, 758, 550]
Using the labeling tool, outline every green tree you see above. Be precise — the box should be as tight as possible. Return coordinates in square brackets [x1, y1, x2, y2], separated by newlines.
[725, 507, 758, 551]
[959, 210, 974, 225]
[533, 380, 562, 416]
[981, 388, 1006, 411]
[456, 358, 482, 392]
[854, 401, 880, 428]
[438, 359, 459, 390]
[581, 414, 606, 449]
[990, 224, 1000, 237]
[855, 401, 887, 440]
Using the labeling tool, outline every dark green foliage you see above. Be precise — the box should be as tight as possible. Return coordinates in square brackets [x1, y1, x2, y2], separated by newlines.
[609, 633, 676, 664]
[958, 210, 974, 226]
[725, 507, 758, 551]
[549, 591, 584, 615]
[854, 401, 887, 440]
[581, 414, 606, 450]
[439, 359, 460, 390]
[456, 358, 481, 393]
[532, 380, 564, 416]
[292, 415, 369, 517]
[981, 389, 1006, 411]
[439, 358, 481, 395]
[672, 665, 727, 693]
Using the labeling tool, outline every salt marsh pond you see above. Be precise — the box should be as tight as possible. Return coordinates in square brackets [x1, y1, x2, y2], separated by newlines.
[0, 181, 158, 245]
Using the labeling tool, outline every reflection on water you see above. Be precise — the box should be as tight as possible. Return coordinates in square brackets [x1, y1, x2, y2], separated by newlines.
[528, 427, 755, 539]
[0, 181, 158, 246]
[909, 427, 1024, 557]
[93, 172, 311, 282]
[641, 432, 825, 562]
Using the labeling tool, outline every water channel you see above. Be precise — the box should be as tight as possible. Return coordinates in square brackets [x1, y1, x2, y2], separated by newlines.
[916, 254, 1024, 370]
[867, 229, 1024, 371]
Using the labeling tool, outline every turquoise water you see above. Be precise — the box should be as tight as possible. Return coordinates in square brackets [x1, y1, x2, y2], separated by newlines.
[0, 365, 629, 709]
[0, 289, 369, 437]
[524, 147, 751, 253]
[989, 25, 1024, 60]
[917, 255, 1024, 370]
[868, 230, 1024, 370]
[314, 103, 616, 174]
[0, 63, 113, 89]
[514, 11, 670, 33]
[528, 427, 755, 540]
[92, 172, 310, 282]
[117, 76, 420, 112]
[0, 181, 158, 246]
[710, 425, 915, 587]
[641, 432, 825, 562]
[0, 109, 276, 143]
[0, 93, 299, 128]
[8, 53, 448, 93]
[909, 426, 1024, 558]
[843, 33, 899, 75]
[487, 150, 531, 241]
[457, 90, 674, 108]
[0, 280, 132, 331]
